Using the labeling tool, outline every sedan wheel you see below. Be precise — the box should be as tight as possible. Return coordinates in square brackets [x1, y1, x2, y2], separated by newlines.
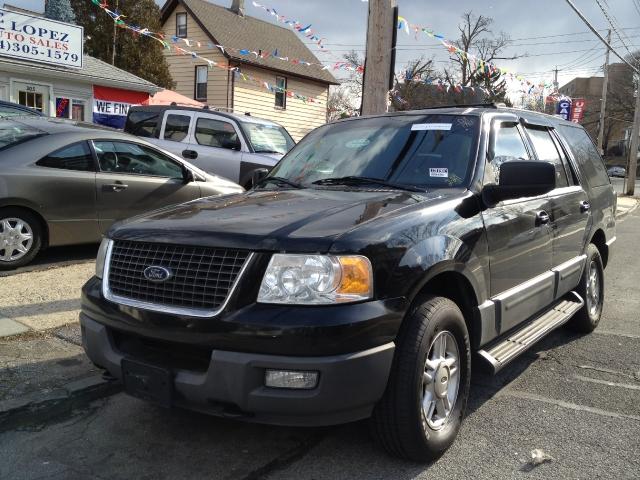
[0, 208, 43, 270]
[0, 217, 34, 262]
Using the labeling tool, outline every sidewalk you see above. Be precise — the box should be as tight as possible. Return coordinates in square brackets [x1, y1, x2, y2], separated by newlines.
[617, 195, 640, 218]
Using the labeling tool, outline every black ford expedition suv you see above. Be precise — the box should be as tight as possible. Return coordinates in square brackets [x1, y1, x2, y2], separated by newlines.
[81, 105, 616, 461]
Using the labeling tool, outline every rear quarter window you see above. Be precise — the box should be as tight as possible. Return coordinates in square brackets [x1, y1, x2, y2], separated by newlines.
[557, 125, 609, 188]
[125, 110, 160, 138]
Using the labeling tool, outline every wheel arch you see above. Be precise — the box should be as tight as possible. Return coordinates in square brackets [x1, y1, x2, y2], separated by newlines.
[590, 228, 608, 268]
[408, 264, 482, 350]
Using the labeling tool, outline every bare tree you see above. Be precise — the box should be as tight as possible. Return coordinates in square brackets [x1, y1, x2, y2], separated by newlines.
[443, 12, 519, 103]
[328, 84, 358, 121]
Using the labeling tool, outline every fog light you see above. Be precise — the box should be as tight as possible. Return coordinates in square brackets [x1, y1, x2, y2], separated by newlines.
[265, 369, 319, 389]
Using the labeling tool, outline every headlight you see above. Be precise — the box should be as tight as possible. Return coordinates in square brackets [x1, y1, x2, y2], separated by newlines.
[258, 254, 373, 305]
[95, 238, 111, 279]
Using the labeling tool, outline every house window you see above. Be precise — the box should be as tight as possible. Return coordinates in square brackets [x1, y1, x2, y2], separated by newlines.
[275, 76, 287, 109]
[195, 66, 208, 101]
[176, 12, 187, 38]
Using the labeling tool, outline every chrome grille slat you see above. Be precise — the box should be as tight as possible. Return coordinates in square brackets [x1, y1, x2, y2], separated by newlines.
[106, 240, 250, 313]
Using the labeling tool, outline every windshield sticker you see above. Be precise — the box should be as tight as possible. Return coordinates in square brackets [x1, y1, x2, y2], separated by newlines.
[345, 138, 371, 148]
[411, 123, 452, 131]
[429, 168, 449, 178]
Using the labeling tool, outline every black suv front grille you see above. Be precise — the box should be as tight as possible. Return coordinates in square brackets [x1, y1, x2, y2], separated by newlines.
[107, 240, 250, 312]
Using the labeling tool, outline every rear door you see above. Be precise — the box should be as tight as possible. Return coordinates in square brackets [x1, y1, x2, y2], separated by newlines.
[93, 140, 200, 232]
[33, 141, 100, 245]
[186, 113, 245, 182]
[524, 125, 590, 298]
[152, 110, 195, 158]
[482, 116, 554, 333]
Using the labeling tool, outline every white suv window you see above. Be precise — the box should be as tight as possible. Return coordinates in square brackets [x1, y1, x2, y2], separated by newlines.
[163, 114, 191, 142]
[194, 117, 241, 151]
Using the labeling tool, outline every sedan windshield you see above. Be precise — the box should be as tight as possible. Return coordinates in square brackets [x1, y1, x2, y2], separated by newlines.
[268, 114, 480, 190]
[240, 121, 295, 155]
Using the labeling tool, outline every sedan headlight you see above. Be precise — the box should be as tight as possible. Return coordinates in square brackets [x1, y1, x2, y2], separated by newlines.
[95, 238, 112, 279]
[258, 254, 373, 305]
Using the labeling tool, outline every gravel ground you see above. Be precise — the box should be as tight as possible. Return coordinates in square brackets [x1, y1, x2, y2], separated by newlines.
[0, 262, 94, 332]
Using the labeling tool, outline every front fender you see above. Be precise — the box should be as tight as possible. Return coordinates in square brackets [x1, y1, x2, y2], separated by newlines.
[396, 234, 488, 305]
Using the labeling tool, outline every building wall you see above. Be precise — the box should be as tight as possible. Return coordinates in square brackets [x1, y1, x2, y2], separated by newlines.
[161, 3, 231, 110]
[232, 64, 328, 141]
[0, 70, 92, 121]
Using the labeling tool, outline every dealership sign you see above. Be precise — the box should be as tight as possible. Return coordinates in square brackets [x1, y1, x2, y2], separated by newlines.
[570, 98, 586, 124]
[93, 86, 149, 129]
[0, 8, 83, 69]
[556, 99, 572, 121]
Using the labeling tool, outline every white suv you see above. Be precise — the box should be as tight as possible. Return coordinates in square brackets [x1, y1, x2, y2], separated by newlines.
[125, 106, 295, 188]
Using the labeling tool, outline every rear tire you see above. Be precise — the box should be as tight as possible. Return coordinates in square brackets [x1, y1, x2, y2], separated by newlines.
[371, 295, 471, 462]
[0, 208, 43, 270]
[567, 243, 604, 333]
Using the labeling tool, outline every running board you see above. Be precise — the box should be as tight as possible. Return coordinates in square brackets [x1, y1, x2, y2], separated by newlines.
[478, 292, 584, 374]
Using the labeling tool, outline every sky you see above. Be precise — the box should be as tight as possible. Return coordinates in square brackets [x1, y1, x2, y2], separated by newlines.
[12, 0, 640, 91]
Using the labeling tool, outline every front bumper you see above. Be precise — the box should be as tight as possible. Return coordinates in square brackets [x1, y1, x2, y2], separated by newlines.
[81, 313, 395, 426]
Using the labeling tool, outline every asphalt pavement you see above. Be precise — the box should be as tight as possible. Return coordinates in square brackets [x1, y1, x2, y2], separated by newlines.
[1, 211, 639, 480]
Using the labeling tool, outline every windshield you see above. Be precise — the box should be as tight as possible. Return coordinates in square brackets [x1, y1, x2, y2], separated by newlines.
[268, 114, 480, 189]
[0, 120, 47, 151]
[240, 121, 295, 155]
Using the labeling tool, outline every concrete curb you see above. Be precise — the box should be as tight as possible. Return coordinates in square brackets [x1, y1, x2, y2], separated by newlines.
[0, 375, 121, 432]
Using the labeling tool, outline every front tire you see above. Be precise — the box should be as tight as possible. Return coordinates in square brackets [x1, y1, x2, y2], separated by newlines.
[568, 243, 604, 333]
[371, 296, 471, 462]
[0, 208, 43, 270]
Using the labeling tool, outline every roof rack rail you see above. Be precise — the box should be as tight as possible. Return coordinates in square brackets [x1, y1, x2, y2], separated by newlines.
[417, 103, 502, 109]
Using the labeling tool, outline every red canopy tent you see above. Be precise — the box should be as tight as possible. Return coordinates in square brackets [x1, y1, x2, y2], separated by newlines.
[142, 89, 204, 107]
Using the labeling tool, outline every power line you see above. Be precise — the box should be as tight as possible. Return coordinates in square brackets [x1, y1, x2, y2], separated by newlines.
[595, 0, 635, 57]
[563, 0, 638, 73]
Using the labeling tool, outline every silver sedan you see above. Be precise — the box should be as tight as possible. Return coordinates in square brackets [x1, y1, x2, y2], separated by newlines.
[0, 117, 243, 269]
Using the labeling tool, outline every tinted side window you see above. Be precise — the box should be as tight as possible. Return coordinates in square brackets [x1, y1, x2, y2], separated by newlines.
[487, 123, 529, 184]
[526, 127, 569, 188]
[37, 142, 94, 171]
[557, 125, 609, 188]
[94, 141, 184, 179]
[125, 111, 160, 138]
[195, 118, 241, 150]
[163, 114, 190, 142]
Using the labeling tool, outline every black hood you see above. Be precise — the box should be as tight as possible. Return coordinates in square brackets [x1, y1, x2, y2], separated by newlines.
[109, 188, 448, 252]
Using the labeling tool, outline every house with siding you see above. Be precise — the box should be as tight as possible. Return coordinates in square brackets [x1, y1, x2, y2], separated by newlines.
[160, 0, 338, 140]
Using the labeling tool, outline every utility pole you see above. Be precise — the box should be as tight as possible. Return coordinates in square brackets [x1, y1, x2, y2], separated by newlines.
[111, 0, 119, 65]
[553, 66, 559, 93]
[361, 0, 398, 116]
[563, 0, 640, 196]
[627, 92, 640, 196]
[597, 30, 611, 155]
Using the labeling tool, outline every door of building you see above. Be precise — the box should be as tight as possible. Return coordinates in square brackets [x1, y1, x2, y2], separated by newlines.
[11, 81, 51, 115]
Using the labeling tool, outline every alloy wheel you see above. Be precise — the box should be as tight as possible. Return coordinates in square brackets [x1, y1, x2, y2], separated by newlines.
[0, 217, 34, 262]
[421, 330, 460, 431]
[586, 260, 602, 317]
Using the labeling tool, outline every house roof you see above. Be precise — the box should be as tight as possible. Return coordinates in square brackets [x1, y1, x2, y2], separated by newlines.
[161, 0, 338, 85]
[0, 55, 160, 93]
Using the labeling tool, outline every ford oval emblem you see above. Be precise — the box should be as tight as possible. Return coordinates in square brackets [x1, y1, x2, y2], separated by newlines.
[143, 266, 173, 283]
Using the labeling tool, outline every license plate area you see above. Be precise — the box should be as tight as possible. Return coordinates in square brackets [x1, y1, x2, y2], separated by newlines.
[122, 358, 172, 408]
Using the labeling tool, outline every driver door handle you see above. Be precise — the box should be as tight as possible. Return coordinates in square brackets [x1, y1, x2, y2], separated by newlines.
[104, 183, 129, 192]
[580, 201, 591, 213]
[536, 210, 550, 226]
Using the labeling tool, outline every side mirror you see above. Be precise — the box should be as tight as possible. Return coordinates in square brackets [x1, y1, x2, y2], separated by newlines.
[183, 168, 196, 184]
[483, 161, 556, 205]
[251, 168, 269, 188]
